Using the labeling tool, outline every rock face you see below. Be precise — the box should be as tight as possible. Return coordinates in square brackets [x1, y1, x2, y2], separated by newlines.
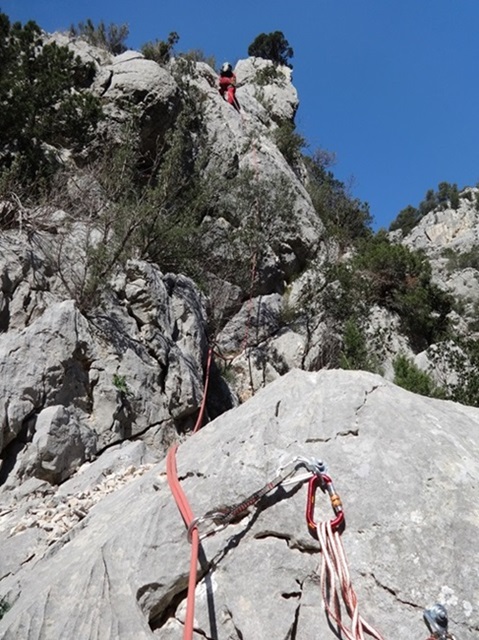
[0, 369, 477, 639]
[0, 37, 325, 495]
[402, 188, 479, 309]
[0, 230, 219, 487]
[403, 188, 479, 255]
[235, 57, 299, 123]
[3, 32, 479, 640]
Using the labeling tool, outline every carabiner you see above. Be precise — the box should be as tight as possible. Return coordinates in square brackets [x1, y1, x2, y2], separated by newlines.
[306, 473, 344, 534]
[187, 511, 227, 542]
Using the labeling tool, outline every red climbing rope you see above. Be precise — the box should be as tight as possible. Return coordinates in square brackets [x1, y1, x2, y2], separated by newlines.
[163, 342, 214, 638]
[166, 444, 200, 640]
[193, 345, 214, 434]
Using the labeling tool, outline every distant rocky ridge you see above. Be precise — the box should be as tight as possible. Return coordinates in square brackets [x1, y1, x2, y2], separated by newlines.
[402, 187, 479, 307]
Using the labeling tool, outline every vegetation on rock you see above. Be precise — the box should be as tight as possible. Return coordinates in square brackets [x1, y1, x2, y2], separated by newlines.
[305, 149, 372, 246]
[2, 10, 479, 409]
[0, 13, 103, 195]
[141, 31, 180, 64]
[390, 181, 461, 234]
[69, 19, 129, 54]
[247, 31, 294, 68]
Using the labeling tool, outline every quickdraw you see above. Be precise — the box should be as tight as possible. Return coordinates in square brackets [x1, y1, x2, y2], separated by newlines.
[306, 470, 344, 535]
[187, 455, 324, 541]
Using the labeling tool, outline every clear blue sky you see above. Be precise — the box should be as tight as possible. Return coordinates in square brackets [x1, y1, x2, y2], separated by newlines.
[3, 0, 479, 229]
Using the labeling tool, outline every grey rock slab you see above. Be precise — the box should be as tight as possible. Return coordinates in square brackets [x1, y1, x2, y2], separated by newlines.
[235, 57, 299, 123]
[97, 53, 178, 105]
[0, 300, 93, 451]
[216, 293, 283, 353]
[0, 370, 478, 638]
[22, 405, 97, 484]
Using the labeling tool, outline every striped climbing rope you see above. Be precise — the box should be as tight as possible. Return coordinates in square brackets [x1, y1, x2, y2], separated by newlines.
[316, 519, 384, 640]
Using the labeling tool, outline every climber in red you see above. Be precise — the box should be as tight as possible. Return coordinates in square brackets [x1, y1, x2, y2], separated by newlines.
[218, 62, 240, 112]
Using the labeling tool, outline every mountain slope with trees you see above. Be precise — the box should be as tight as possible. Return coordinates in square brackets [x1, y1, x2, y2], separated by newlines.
[1, 13, 479, 482]
[1, 15, 479, 639]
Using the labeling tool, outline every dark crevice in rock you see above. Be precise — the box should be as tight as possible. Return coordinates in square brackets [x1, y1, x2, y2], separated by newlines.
[354, 384, 383, 417]
[0, 410, 39, 486]
[143, 577, 189, 631]
[254, 530, 292, 544]
[285, 578, 304, 639]
[224, 607, 244, 639]
[205, 359, 237, 422]
[368, 572, 421, 609]
[89, 312, 146, 361]
[254, 531, 318, 554]
[124, 304, 144, 334]
[336, 429, 359, 438]
[93, 419, 169, 457]
[305, 437, 331, 444]
[178, 470, 207, 481]
[0, 293, 10, 332]
[288, 603, 301, 640]
[97, 69, 113, 96]
[20, 553, 36, 566]
[148, 547, 212, 638]
[190, 625, 214, 640]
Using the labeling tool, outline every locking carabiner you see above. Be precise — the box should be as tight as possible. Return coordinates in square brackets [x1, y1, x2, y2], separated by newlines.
[306, 472, 344, 534]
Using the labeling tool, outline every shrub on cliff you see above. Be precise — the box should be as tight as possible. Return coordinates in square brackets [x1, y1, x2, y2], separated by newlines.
[0, 13, 102, 193]
[305, 149, 372, 246]
[69, 19, 129, 54]
[320, 234, 452, 354]
[141, 32, 179, 64]
[247, 31, 293, 68]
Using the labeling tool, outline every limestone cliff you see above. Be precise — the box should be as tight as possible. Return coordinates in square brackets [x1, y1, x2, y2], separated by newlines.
[1, 27, 479, 640]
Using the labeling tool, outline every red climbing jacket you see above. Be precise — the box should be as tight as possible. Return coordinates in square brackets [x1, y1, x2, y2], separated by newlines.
[219, 72, 239, 110]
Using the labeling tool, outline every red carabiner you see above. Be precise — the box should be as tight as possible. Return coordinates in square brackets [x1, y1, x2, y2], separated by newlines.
[306, 473, 344, 534]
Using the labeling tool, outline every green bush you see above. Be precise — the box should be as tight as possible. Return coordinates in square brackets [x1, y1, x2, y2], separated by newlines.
[352, 235, 452, 350]
[254, 65, 285, 86]
[339, 319, 379, 372]
[141, 32, 179, 64]
[0, 13, 102, 195]
[437, 181, 459, 210]
[428, 339, 479, 407]
[305, 150, 372, 246]
[443, 246, 479, 272]
[273, 122, 306, 169]
[46, 84, 213, 310]
[247, 31, 293, 68]
[393, 354, 439, 397]
[389, 182, 462, 233]
[320, 262, 368, 324]
[69, 19, 129, 54]
[319, 234, 451, 353]
[179, 49, 216, 69]
[389, 205, 420, 235]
